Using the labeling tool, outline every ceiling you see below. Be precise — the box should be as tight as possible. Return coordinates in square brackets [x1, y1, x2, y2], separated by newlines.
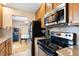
[5, 3, 41, 13]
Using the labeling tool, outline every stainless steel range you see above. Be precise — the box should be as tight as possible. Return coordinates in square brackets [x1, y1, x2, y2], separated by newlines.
[37, 32, 76, 56]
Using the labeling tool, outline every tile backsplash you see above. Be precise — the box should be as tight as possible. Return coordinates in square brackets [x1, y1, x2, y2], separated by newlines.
[48, 25, 79, 45]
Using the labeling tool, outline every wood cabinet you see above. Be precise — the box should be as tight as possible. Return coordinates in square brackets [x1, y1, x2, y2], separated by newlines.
[41, 17, 45, 28]
[72, 4, 79, 24]
[8, 39, 12, 55]
[45, 3, 53, 13]
[54, 3, 61, 9]
[35, 3, 46, 28]
[5, 39, 12, 56]
[68, 3, 79, 25]
[35, 3, 46, 20]
[5, 40, 9, 56]
[0, 42, 5, 56]
[68, 3, 73, 24]
[0, 4, 3, 28]
[0, 39, 12, 56]
[0, 47, 6, 56]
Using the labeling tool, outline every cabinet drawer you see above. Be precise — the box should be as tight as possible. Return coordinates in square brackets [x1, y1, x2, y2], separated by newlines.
[0, 47, 6, 56]
[0, 42, 5, 51]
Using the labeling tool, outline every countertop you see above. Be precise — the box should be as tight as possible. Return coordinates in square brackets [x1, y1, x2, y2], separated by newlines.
[35, 37, 47, 40]
[0, 28, 12, 44]
[56, 45, 79, 56]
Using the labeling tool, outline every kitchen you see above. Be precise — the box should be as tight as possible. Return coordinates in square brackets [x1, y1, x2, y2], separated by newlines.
[0, 3, 79, 56]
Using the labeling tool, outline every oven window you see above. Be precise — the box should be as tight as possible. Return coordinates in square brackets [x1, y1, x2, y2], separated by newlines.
[44, 14, 57, 24]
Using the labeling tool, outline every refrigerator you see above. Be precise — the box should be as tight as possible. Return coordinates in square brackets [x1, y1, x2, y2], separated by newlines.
[29, 20, 42, 56]
[13, 28, 20, 41]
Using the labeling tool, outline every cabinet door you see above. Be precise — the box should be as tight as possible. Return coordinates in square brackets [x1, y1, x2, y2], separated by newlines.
[54, 3, 61, 9]
[0, 43, 6, 56]
[68, 3, 73, 24]
[5, 39, 12, 56]
[45, 3, 53, 13]
[41, 17, 45, 28]
[0, 47, 6, 56]
[0, 4, 3, 27]
[72, 4, 79, 24]
[8, 39, 12, 55]
[0, 42, 5, 51]
[5, 40, 9, 56]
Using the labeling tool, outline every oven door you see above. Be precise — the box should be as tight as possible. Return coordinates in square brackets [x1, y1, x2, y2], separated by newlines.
[45, 14, 57, 26]
[57, 4, 68, 24]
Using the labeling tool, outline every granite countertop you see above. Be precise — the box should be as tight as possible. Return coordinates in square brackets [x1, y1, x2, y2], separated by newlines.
[0, 28, 12, 44]
[35, 37, 47, 39]
[56, 45, 79, 56]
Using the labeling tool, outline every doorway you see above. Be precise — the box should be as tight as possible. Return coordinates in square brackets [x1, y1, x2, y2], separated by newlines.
[12, 15, 30, 56]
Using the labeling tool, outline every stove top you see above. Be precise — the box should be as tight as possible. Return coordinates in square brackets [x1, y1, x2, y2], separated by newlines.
[48, 43, 63, 50]
[37, 32, 76, 56]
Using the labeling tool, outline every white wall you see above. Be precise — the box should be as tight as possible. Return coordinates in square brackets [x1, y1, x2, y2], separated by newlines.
[2, 6, 35, 28]
[13, 20, 29, 35]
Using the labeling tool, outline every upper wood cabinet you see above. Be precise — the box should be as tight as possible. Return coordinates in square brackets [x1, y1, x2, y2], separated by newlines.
[35, 3, 46, 28]
[41, 17, 45, 28]
[35, 3, 45, 20]
[45, 3, 54, 13]
[68, 3, 73, 24]
[0, 4, 3, 28]
[68, 3, 79, 25]
[53, 3, 61, 9]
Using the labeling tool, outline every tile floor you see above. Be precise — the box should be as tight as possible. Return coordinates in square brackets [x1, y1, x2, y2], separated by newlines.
[11, 40, 29, 56]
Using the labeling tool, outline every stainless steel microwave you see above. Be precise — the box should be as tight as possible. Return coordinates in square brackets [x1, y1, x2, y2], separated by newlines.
[44, 12, 58, 26]
[44, 3, 68, 26]
[56, 3, 68, 24]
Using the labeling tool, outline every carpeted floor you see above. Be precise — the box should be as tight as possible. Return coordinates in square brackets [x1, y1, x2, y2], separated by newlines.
[11, 40, 29, 56]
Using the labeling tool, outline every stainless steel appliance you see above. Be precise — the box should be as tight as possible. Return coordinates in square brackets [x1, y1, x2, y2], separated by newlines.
[29, 20, 42, 56]
[44, 3, 68, 26]
[37, 32, 76, 56]
[56, 3, 68, 24]
[44, 13, 58, 26]
[13, 28, 20, 41]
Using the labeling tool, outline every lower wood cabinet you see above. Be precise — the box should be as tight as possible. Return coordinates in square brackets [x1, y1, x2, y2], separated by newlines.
[0, 39, 12, 56]
[0, 43, 5, 56]
[0, 47, 6, 56]
[5, 40, 9, 56]
[8, 39, 12, 55]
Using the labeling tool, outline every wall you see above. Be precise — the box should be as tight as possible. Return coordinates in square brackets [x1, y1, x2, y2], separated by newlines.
[0, 4, 3, 27]
[2, 6, 35, 28]
[13, 20, 29, 35]
[49, 25, 79, 45]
